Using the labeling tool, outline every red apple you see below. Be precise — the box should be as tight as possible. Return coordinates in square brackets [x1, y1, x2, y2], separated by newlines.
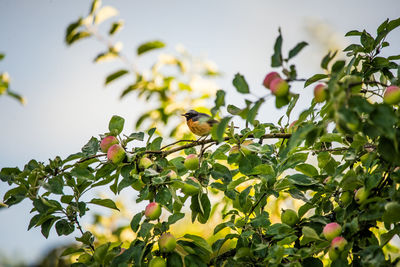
[314, 84, 327, 103]
[100, 136, 119, 152]
[384, 85, 400, 104]
[145, 202, 162, 220]
[323, 222, 342, 241]
[139, 157, 153, 170]
[270, 78, 289, 97]
[107, 144, 126, 164]
[263, 72, 281, 89]
[158, 233, 176, 253]
[331, 236, 348, 251]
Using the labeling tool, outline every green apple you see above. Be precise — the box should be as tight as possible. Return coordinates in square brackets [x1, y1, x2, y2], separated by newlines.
[131, 176, 145, 191]
[384, 85, 400, 104]
[233, 247, 253, 260]
[139, 157, 153, 170]
[181, 177, 200, 196]
[149, 257, 166, 267]
[354, 187, 369, 204]
[323, 222, 342, 241]
[184, 154, 199, 170]
[280, 209, 299, 226]
[328, 247, 339, 261]
[107, 144, 126, 164]
[339, 191, 352, 206]
[331, 236, 348, 251]
[100, 136, 119, 152]
[314, 83, 327, 103]
[270, 78, 289, 97]
[263, 72, 281, 89]
[158, 233, 176, 253]
[145, 202, 162, 220]
[341, 75, 362, 93]
[240, 140, 254, 155]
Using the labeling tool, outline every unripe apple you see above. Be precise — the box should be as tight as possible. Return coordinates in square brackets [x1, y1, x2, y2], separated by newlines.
[184, 154, 199, 170]
[158, 233, 176, 253]
[314, 84, 328, 103]
[100, 136, 119, 152]
[145, 202, 162, 220]
[233, 247, 253, 260]
[384, 85, 400, 104]
[139, 157, 153, 170]
[229, 145, 240, 155]
[107, 144, 126, 164]
[263, 72, 281, 89]
[384, 202, 400, 223]
[149, 257, 166, 267]
[280, 209, 299, 226]
[131, 176, 145, 191]
[323, 222, 342, 241]
[341, 75, 362, 93]
[167, 170, 178, 180]
[339, 191, 352, 206]
[270, 78, 289, 97]
[354, 187, 369, 204]
[331, 236, 348, 251]
[181, 177, 200, 196]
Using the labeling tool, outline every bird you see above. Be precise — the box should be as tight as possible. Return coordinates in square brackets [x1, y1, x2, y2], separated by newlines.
[182, 110, 219, 136]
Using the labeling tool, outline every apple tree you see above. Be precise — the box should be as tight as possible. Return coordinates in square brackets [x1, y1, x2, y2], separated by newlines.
[2, 1, 400, 266]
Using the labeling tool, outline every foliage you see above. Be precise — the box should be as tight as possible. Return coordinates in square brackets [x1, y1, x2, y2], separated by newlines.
[2, 1, 400, 266]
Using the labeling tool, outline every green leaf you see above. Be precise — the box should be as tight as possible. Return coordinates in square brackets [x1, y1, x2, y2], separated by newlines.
[130, 212, 143, 232]
[138, 222, 153, 238]
[137, 40, 165, 55]
[287, 174, 317, 186]
[300, 226, 322, 245]
[81, 137, 100, 156]
[345, 30, 363, 36]
[183, 234, 212, 254]
[286, 94, 299, 118]
[127, 132, 144, 142]
[41, 217, 58, 239]
[321, 51, 337, 69]
[93, 242, 110, 264]
[0, 53, 4, 61]
[109, 115, 125, 135]
[211, 116, 231, 143]
[168, 212, 185, 225]
[55, 219, 75, 236]
[167, 252, 183, 267]
[271, 28, 283, 67]
[304, 74, 328, 87]
[227, 104, 242, 115]
[94, 51, 118, 63]
[105, 69, 129, 85]
[232, 73, 249, 94]
[89, 198, 119, 211]
[247, 100, 263, 125]
[288, 41, 308, 60]
[360, 30, 375, 52]
[295, 164, 318, 177]
[211, 90, 226, 116]
[109, 20, 124, 35]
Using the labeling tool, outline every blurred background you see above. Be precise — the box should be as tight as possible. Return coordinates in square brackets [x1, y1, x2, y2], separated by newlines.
[1, 0, 399, 264]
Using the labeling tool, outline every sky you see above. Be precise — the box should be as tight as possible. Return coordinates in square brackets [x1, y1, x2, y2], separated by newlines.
[1, 0, 400, 263]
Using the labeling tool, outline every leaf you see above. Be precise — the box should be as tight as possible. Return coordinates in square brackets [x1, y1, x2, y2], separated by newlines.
[109, 20, 124, 35]
[130, 212, 143, 232]
[211, 90, 225, 116]
[109, 115, 125, 135]
[105, 69, 129, 85]
[287, 174, 317, 186]
[211, 116, 231, 143]
[304, 74, 328, 87]
[0, 53, 4, 61]
[81, 137, 99, 156]
[89, 198, 119, 211]
[168, 213, 185, 225]
[167, 252, 183, 267]
[345, 30, 363, 36]
[360, 30, 375, 52]
[288, 41, 308, 60]
[94, 6, 118, 24]
[295, 164, 318, 177]
[137, 40, 165, 55]
[93, 242, 110, 264]
[232, 73, 249, 94]
[183, 234, 212, 254]
[94, 51, 118, 63]
[321, 51, 337, 69]
[127, 132, 144, 142]
[271, 28, 283, 67]
[227, 104, 241, 115]
[300, 226, 322, 245]
[286, 94, 299, 118]
[247, 100, 263, 125]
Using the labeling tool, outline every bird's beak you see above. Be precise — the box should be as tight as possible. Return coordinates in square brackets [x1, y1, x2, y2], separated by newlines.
[181, 114, 186, 117]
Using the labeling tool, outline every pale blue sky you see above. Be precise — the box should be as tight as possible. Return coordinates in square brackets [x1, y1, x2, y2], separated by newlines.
[1, 0, 399, 263]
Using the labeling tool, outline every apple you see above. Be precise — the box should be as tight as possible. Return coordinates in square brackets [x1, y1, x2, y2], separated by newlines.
[384, 85, 400, 104]
[131, 176, 145, 191]
[240, 140, 254, 155]
[167, 170, 178, 180]
[331, 236, 348, 251]
[314, 84, 327, 103]
[158, 233, 176, 253]
[384, 202, 400, 223]
[288, 120, 298, 133]
[263, 72, 281, 89]
[184, 154, 199, 170]
[149, 257, 166, 267]
[229, 145, 240, 155]
[181, 177, 200, 196]
[339, 191, 352, 206]
[354, 187, 369, 204]
[323, 222, 342, 241]
[107, 144, 126, 164]
[270, 78, 289, 97]
[139, 157, 153, 170]
[280, 209, 299, 226]
[341, 75, 362, 93]
[145, 202, 162, 220]
[100, 136, 119, 152]
[233, 247, 253, 260]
